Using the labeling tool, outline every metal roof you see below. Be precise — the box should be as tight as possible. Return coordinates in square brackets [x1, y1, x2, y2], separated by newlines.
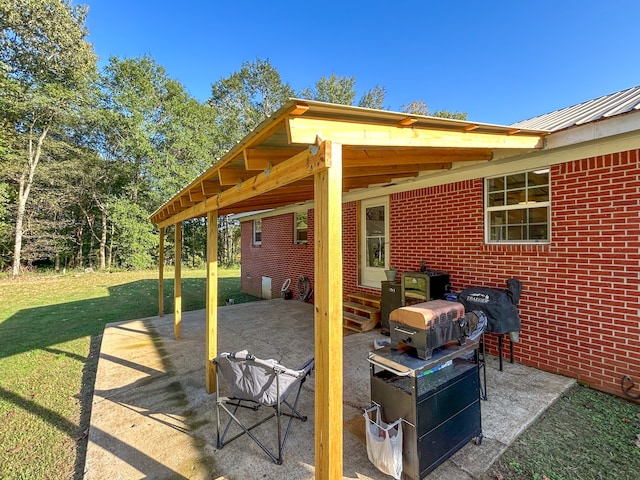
[511, 86, 640, 132]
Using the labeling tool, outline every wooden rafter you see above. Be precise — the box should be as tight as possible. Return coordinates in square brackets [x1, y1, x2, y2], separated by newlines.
[244, 147, 307, 170]
[218, 167, 247, 186]
[343, 175, 398, 189]
[201, 180, 221, 196]
[156, 145, 330, 229]
[290, 103, 310, 116]
[398, 116, 417, 126]
[342, 162, 450, 178]
[189, 190, 206, 202]
[343, 148, 493, 167]
[179, 195, 193, 208]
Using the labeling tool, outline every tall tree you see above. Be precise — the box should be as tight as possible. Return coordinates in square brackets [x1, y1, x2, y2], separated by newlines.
[358, 85, 387, 109]
[208, 57, 295, 149]
[98, 56, 219, 269]
[0, 0, 96, 275]
[300, 73, 357, 105]
[401, 100, 467, 120]
[300, 73, 387, 109]
[101, 56, 219, 205]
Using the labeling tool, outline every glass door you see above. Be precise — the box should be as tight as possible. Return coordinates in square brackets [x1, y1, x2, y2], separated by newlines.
[360, 197, 389, 288]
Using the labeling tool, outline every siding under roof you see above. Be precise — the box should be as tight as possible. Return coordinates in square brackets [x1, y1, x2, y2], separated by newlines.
[512, 85, 640, 132]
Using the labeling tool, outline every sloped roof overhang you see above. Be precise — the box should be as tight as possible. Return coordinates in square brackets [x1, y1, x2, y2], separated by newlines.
[150, 99, 549, 227]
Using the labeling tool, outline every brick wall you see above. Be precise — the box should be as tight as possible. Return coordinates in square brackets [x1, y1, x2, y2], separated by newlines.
[240, 210, 315, 299]
[240, 149, 640, 398]
[390, 149, 640, 398]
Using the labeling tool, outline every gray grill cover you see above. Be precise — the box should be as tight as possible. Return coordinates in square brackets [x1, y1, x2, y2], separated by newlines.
[215, 351, 313, 407]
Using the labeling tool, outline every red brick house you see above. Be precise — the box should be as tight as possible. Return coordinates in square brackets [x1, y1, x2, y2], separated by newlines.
[238, 87, 640, 400]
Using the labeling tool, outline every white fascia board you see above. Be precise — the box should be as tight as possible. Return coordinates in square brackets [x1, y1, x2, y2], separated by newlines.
[545, 110, 640, 150]
[232, 202, 314, 223]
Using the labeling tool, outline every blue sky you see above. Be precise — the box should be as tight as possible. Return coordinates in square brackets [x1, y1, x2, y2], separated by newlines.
[84, 0, 640, 125]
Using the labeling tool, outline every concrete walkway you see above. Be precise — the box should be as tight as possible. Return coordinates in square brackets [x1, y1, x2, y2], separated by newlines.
[84, 299, 575, 479]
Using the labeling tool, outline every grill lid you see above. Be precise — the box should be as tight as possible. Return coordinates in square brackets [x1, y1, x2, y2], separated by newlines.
[390, 300, 465, 330]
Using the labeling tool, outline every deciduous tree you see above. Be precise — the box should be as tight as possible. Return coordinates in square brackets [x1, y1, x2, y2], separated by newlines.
[300, 73, 387, 109]
[208, 58, 295, 149]
[0, 0, 96, 275]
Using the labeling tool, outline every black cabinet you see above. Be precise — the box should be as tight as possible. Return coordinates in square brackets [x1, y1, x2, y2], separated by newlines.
[381, 280, 403, 333]
[369, 343, 482, 479]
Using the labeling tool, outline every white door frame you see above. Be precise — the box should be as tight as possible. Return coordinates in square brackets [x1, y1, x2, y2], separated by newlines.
[360, 196, 390, 289]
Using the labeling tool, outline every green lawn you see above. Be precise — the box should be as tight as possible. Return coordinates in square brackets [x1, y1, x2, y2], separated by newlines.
[483, 384, 640, 480]
[0, 268, 258, 480]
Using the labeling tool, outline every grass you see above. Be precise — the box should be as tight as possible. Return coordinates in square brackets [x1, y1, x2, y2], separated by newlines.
[0, 267, 258, 480]
[484, 383, 640, 480]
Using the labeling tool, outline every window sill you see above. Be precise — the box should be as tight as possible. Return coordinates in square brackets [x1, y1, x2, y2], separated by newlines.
[482, 242, 550, 253]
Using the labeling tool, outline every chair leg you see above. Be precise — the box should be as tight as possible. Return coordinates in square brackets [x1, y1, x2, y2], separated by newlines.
[277, 376, 309, 458]
[219, 402, 282, 464]
[214, 364, 312, 465]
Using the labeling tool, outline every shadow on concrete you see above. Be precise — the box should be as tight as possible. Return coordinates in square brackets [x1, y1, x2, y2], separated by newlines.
[0, 276, 258, 479]
[84, 300, 576, 480]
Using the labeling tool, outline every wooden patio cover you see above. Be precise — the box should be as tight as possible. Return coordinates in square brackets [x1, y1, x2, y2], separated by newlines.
[149, 99, 547, 479]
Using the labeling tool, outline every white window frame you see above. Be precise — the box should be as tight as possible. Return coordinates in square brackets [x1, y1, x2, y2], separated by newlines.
[485, 168, 551, 244]
[294, 211, 308, 245]
[253, 219, 262, 245]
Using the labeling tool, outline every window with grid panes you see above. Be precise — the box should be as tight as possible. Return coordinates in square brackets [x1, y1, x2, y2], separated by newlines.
[253, 219, 262, 245]
[485, 169, 550, 243]
[294, 212, 308, 244]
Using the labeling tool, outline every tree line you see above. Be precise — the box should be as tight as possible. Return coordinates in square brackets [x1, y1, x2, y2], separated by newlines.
[0, 0, 465, 276]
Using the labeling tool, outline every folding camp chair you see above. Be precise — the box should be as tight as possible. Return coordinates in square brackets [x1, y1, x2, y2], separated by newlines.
[213, 350, 314, 464]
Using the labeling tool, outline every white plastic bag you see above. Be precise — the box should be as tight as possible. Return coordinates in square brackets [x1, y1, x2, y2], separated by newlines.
[363, 405, 403, 479]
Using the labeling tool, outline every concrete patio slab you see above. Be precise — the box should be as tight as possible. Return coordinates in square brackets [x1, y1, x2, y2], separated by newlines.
[84, 299, 575, 479]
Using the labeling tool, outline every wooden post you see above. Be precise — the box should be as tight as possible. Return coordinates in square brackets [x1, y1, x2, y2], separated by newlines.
[205, 211, 218, 393]
[158, 227, 165, 317]
[174, 221, 182, 340]
[313, 141, 343, 480]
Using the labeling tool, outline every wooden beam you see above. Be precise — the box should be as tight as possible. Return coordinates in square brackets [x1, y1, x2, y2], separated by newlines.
[290, 103, 310, 116]
[343, 150, 493, 170]
[158, 227, 165, 317]
[313, 140, 343, 480]
[205, 210, 218, 394]
[243, 147, 306, 170]
[157, 147, 328, 228]
[398, 116, 417, 126]
[218, 167, 246, 186]
[343, 148, 492, 167]
[189, 189, 206, 202]
[151, 119, 287, 216]
[174, 222, 182, 340]
[343, 175, 399, 189]
[342, 163, 449, 177]
[217, 195, 314, 215]
[287, 117, 545, 149]
[201, 179, 221, 196]
[180, 195, 193, 208]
